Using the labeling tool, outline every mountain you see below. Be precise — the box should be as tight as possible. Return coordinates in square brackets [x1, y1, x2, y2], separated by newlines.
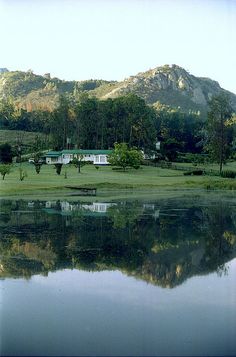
[91, 64, 236, 114]
[1, 65, 236, 114]
[0, 70, 112, 111]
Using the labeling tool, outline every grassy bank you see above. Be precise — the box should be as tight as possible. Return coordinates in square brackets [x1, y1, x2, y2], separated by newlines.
[1, 162, 236, 200]
[0, 129, 48, 146]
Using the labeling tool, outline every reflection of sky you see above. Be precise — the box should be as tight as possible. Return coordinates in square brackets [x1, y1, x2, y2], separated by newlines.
[1, 259, 236, 356]
[32, 259, 236, 309]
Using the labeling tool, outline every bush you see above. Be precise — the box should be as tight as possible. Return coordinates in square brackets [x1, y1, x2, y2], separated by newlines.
[184, 170, 204, 176]
[192, 170, 204, 176]
[220, 170, 236, 178]
[54, 163, 63, 175]
[183, 171, 192, 176]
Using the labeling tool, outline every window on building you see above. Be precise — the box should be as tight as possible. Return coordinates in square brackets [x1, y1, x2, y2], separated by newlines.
[100, 155, 106, 163]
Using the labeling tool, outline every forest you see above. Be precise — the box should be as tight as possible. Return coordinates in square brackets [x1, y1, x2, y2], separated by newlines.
[0, 91, 235, 165]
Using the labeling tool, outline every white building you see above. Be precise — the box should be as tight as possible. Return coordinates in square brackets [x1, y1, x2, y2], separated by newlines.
[45, 149, 113, 165]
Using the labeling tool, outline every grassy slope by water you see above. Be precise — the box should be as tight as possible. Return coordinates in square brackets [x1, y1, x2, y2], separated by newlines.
[1, 163, 236, 200]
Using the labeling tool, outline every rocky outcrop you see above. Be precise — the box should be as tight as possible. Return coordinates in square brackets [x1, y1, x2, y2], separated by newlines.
[93, 64, 236, 114]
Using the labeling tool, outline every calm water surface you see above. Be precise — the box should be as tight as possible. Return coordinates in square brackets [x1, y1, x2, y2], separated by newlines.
[1, 195, 236, 356]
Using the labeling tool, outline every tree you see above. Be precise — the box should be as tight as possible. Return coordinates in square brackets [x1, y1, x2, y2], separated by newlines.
[54, 163, 63, 175]
[32, 152, 43, 174]
[108, 143, 143, 171]
[205, 94, 234, 174]
[71, 155, 85, 173]
[0, 164, 11, 180]
[0, 143, 13, 163]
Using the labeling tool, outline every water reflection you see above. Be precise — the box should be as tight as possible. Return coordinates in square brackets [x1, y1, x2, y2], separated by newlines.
[1, 197, 236, 287]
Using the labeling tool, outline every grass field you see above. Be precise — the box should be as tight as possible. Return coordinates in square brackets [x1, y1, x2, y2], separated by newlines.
[1, 162, 236, 201]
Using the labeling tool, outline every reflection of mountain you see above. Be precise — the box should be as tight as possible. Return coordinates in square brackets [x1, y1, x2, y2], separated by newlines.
[1, 198, 236, 288]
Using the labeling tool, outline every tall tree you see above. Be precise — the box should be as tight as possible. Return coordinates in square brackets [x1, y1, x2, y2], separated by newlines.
[0, 143, 13, 163]
[205, 94, 233, 173]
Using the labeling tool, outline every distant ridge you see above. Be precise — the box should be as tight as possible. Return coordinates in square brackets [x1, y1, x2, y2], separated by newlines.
[0, 65, 235, 114]
[0, 68, 9, 73]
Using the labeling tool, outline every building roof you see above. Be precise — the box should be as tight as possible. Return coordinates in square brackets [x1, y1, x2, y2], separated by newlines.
[46, 151, 62, 157]
[61, 149, 113, 155]
[46, 149, 113, 157]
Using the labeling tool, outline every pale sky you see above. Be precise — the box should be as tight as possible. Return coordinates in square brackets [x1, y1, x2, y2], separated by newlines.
[0, 0, 236, 93]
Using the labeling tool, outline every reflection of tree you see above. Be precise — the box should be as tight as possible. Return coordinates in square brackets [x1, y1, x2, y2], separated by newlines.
[107, 202, 143, 228]
[201, 203, 235, 275]
[1, 198, 236, 287]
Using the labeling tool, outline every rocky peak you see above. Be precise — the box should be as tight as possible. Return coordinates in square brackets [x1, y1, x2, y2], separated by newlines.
[100, 64, 236, 113]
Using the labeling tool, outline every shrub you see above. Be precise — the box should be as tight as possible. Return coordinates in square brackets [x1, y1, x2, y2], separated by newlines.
[54, 163, 63, 175]
[183, 171, 192, 176]
[0, 164, 11, 180]
[192, 170, 204, 176]
[220, 170, 236, 178]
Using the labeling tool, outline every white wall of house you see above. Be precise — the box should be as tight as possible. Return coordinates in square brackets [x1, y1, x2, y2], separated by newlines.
[46, 157, 63, 164]
[46, 153, 110, 165]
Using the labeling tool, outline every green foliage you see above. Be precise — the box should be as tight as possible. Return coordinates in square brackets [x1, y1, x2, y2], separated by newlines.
[205, 93, 234, 173]
[183, 170, 203, 176]
[108, 143, 143, 171]
[192, 170, 204, 176]
[0, 164, 11, 180]
[32, 152, 44, 174]
[220, 170, 236, 179]
[184, 153, 206, 165]
[70, 155, 85, 173]
[0, 143, 13, 163]
[19, 167, 27, 181]
[54, 163, 63, 175]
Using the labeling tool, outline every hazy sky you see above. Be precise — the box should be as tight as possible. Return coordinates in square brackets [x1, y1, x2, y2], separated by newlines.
[1, 0, 236, 93]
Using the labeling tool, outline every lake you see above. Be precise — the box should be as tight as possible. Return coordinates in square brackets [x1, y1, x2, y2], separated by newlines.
[1, 194, 236, 356]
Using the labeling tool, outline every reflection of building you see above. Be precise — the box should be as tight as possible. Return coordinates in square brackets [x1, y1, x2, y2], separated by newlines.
[143, 204, 160, 219]
[82, 203, 116, 213]
[45, 201, 116, 214]
[45, 149, 113, 165]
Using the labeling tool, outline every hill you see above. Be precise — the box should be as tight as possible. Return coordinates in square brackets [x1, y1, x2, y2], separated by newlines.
[1, 65, 236, 114]
[0, 70, 112, 111]
[91, 64, 236, 114]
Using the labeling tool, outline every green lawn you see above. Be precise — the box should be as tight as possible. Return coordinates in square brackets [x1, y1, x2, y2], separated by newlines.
[173, 161, 236, 172]
[1, 162, 236, 200]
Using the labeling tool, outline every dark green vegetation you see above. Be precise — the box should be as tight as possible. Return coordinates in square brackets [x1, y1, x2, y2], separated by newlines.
[1, 196, 236, 286]
[205, 94, 234, 174]
[0, 143, 13, 163]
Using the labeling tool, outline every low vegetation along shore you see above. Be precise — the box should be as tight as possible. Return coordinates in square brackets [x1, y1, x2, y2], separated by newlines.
[1, 162, 236, 200]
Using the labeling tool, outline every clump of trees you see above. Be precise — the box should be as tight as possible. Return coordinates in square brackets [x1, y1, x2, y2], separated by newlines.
[109, 143, 143, 171]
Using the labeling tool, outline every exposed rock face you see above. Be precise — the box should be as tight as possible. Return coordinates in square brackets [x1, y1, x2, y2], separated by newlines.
[95, 64, 236, 114]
